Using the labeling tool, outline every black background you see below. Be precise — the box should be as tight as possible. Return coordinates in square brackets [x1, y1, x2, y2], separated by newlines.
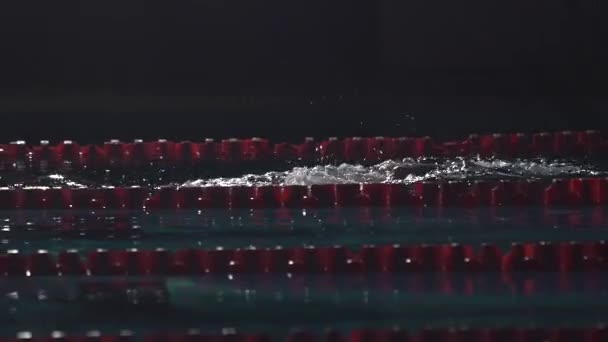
[0, 0, 606, 143]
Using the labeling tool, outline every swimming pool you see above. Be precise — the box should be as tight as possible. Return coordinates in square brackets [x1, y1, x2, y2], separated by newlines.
[0, 132, 607, 340]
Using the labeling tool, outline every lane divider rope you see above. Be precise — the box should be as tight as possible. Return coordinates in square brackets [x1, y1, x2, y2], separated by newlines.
[0, 178, 606, 210]
[0, 131, 605, 171]
[4, 326, 608, 342]
[2, 240, 608, 276]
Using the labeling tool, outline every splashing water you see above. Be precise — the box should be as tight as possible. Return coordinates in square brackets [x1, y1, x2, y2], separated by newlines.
[0, 158, 603, 189]
[181, 158, 604, 187]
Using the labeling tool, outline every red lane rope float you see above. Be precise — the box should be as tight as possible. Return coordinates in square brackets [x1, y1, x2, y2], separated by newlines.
[2, 241, 608, 276]
[0, 131, 605, 171]
[5, 326, 608, 342]
[0, 178, 606, 210]
[7, 326, 608, 342]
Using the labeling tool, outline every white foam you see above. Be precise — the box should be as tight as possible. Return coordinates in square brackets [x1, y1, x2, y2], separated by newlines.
[181, 157, 602, 187]
[1, 157, 601, 189]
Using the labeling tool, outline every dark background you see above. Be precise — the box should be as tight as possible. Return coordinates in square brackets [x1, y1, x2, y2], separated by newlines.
[0, 0, 606, 143]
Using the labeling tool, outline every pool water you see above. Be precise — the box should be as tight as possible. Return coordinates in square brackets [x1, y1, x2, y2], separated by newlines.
[1, 154, 607, 338]
[2, 274, 608, 334]
[0, 207, 607, 336]
[1, 207, 607, 252]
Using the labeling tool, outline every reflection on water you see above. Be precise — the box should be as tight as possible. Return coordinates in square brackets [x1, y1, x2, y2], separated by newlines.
[1, 274, 608, 333]
[0, 208, 606, 252]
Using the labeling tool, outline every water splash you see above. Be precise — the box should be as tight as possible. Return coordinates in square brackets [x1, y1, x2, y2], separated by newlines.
[0, 158, 603, 189]
[181, 158, 604, 187]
